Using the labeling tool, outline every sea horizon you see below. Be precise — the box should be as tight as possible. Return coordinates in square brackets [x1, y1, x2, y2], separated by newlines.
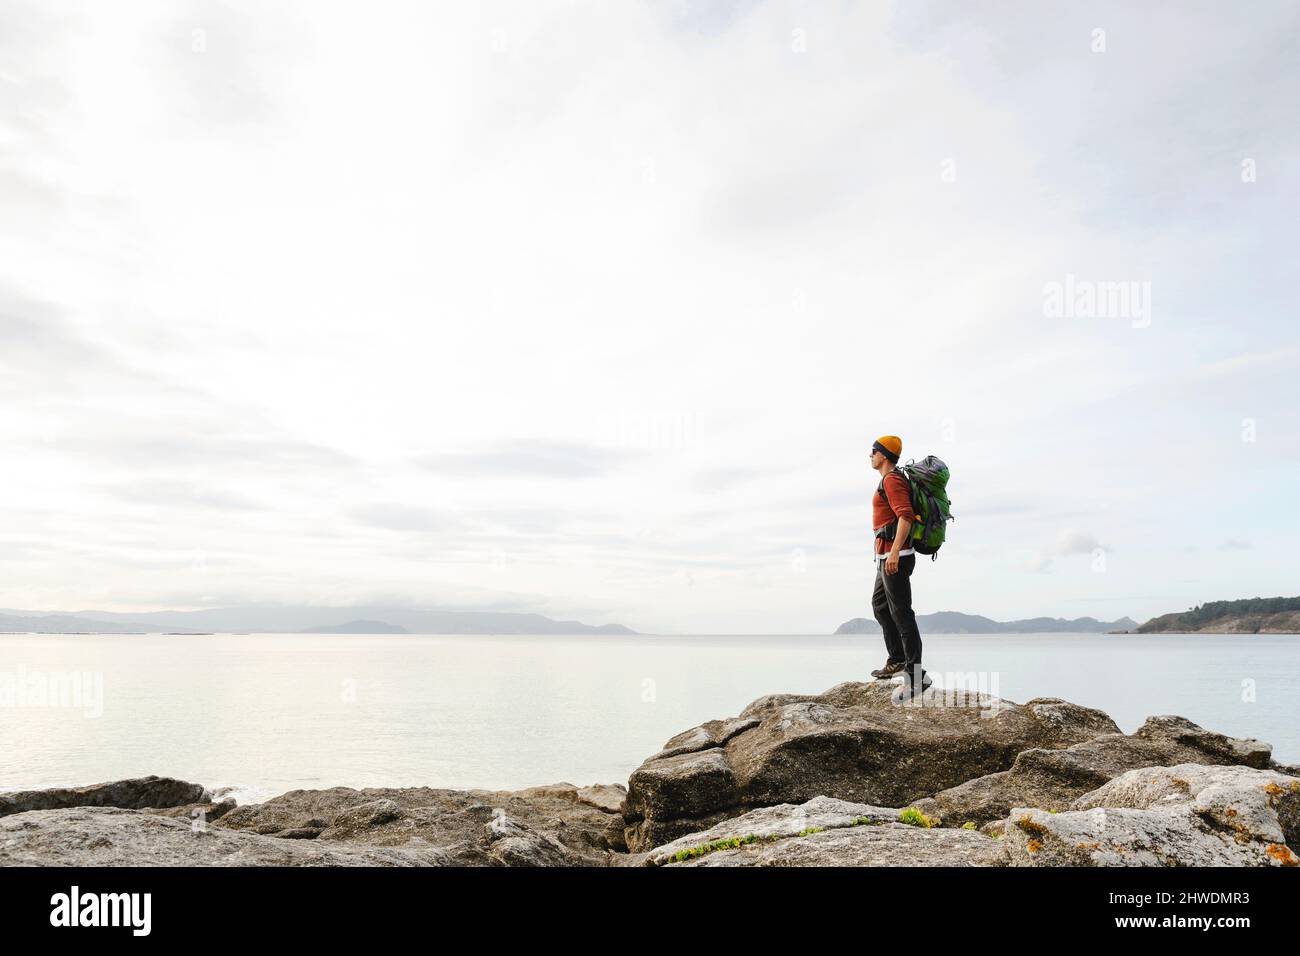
[4, 631, 1296, 803]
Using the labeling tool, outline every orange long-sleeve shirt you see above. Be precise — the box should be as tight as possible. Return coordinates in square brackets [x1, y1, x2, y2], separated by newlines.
[872, 469, 915, 557]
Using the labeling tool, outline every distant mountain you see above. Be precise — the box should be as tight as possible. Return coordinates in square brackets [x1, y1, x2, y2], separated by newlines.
[301, 620, 409, 634]
[0, 612, 150, 634]
[0, 605, 637, 636]
[835, 611, 1139, 635]
[1138, 596, 1300, 634]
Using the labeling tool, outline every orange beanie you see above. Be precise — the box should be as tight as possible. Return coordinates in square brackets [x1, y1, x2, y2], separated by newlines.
[872, 435, 903, 463]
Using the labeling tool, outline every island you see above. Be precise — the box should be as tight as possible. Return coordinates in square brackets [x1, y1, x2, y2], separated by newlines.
[1138, 596, 1300, 634]
[835, 611, 1138, 634]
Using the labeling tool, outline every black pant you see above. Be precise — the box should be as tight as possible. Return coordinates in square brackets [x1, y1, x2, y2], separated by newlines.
[872, 554, 923, 682]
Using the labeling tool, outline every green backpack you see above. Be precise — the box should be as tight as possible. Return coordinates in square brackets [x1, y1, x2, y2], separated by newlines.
[876, 455, 954, 559]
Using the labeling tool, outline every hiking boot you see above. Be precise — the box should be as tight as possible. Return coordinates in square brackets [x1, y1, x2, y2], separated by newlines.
[871, 661, 906, 679]
[890, 672, 933, 704]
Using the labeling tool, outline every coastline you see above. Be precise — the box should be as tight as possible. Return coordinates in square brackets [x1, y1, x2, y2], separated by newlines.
[4, 679, 1297, 867]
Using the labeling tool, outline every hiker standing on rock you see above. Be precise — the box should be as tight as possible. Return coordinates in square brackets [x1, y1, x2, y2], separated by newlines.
[867, 435, 930, 700]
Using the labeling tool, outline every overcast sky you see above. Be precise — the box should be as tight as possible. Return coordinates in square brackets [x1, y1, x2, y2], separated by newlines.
[2, 1, 1297, 633]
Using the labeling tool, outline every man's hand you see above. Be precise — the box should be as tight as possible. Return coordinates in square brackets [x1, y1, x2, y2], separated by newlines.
[885, 517, 912, 575]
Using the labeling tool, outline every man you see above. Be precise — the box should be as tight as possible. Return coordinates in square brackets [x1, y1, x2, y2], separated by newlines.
[867, 435, 931, 700]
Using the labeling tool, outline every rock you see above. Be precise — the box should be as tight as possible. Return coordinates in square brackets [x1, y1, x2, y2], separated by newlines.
[484, 810, 573, 867]
[625, 795, 1004, 867]
[1004, 764, 1300, 866]
[575, 784, 628, 814]
[1073, 764, 1300, 846]
[674, 823, 1007, 867]
[320, 799, 406, 839]
[0, 776, 208, 818]
[913, 715, 1274, 827]
[631, 795, 902, 866]
[1136, 715, 1274, 765]
[142, 799, 236, 823]
[510, 781, 628, 814]
[276, 827, 326, 839]
[216, 784, 624, 865]
[622, 681, 1120, 851]
[980, 819, 1007, 838]
[650, 717, 761, 760]
[511, 782, 580, 799]
[0, 807, 456, 866]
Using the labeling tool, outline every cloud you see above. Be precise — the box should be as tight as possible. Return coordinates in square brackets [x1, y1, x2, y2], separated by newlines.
[2, 2, 1298, 630]
[416, 440, 638, 479]
[1025, 553, 1054, 574]
[1023, 529, 1107, 574]
[1, 299, 122, 378]
[154, 0, 296, 132]
[351, 503, 455, 534]
[100, 479, 263, 512]
[1054, 530, 1104, 556]
[43, 434, 356, 476]
[691, 465, 782, 491]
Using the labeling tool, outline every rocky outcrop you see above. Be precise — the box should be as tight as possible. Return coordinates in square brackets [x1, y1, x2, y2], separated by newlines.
[626, 795, 902, 866]
[0, 807, 457, 866]
[1004, 764, 1300, 866]
[670, 819, 1006, 867]
[214, 782, 627, 865]
[620, 795, 1003, 867]
[622, 681, 1120, 851]
[0, 776, 208, 818]
[912, 715, 1273, 827]
[0, 779, 628, 867]
[1, 683, 1292, 868]
[622, 763, 1300, 868]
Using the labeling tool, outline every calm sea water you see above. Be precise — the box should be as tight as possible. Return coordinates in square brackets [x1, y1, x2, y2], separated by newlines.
[1, 632, 1295, 804]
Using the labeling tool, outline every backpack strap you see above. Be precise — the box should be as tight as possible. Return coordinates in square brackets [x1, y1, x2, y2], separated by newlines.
[876, 468, 910, 505]
[875, 469, 915, 541]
